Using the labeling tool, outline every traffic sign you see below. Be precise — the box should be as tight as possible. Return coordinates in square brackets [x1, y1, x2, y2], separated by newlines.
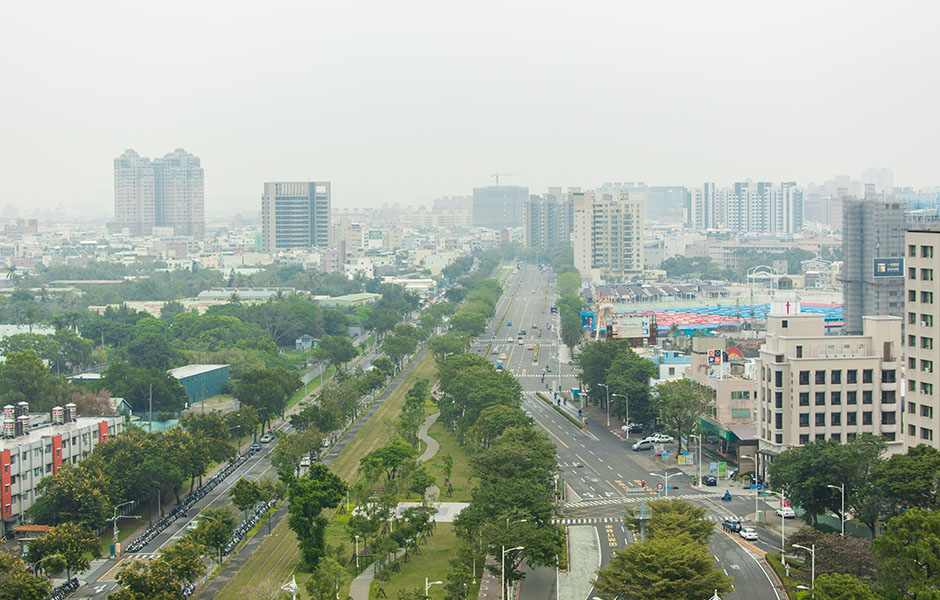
[656, 483, 664, 490]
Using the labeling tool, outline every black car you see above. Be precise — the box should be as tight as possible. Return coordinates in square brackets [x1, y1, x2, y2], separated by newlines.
[628, 423, 644, 433]
[250, 441, 261, 452]
[702, 475, 718, 486]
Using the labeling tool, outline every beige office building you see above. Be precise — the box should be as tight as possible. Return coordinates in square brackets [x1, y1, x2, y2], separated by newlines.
[756, 296, 902, 477]
[903, 229, 940, 450]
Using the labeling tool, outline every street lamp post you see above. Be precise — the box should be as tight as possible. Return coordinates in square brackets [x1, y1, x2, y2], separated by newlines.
[689, 434, 703, 486]
[109, 500, 136, 557]
[355, 535, 360, 569]
[32, 553, 64, 577]
[280, 576, 301, 600]
[649, 471, 672, 498]
[612, 393, 628, 437]
[195, 514, 222, 567]
[792, 544, 815, 596]
[598, 383, 610, 427]
[501, 546, 524, 600]
[425, 577, 443, 599]
[827, 483, 845, 537]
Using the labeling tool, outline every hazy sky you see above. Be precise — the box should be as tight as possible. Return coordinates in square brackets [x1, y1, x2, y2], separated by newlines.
[1, 1, 938, 218]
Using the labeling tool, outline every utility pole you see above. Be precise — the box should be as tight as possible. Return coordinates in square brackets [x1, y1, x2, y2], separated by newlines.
[148, 384, 152, 433]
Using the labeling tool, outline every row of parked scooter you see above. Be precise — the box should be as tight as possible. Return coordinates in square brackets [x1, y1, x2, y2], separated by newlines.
[180, 582, 196, 598]
[125, 449, 258, 553]
[221, 498, 278, 556]
[49, 577, 79, 599]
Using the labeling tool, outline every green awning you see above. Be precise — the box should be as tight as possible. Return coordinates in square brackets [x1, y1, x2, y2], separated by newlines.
[698, 417, 739, 442]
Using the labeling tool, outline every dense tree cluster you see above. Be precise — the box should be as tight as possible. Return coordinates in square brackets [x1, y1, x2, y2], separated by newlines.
[573, 340, 658, 425]
[595, 499, 732, 600]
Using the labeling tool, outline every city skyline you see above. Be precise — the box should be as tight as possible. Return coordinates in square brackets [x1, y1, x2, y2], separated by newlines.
[2, 2, 939, 217]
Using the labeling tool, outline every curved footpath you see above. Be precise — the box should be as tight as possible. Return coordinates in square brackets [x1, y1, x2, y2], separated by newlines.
[348, 412, 441, 600]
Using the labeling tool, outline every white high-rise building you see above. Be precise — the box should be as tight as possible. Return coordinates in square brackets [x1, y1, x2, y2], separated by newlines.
[571, 189, 644, 283]
[691, 181, 803, 234]
[261, 182, 332, 252]
[113, 148, 204, 238]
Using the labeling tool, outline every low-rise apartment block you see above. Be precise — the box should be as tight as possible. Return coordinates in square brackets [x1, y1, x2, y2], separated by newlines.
[756, 296, 902, 479]
[1, 404, 124, 535]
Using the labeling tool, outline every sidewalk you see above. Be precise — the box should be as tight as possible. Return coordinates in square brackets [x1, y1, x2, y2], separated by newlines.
[557, 526, 599, 600]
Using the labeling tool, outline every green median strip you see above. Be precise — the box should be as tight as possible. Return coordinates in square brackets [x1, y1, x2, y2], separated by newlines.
[536, 391, 584, 429]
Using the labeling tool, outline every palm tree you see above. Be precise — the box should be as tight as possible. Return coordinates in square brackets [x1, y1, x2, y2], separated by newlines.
[228, 292, 241, 304]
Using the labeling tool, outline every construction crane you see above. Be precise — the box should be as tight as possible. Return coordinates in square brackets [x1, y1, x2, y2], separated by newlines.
[491, 171, 515, 187]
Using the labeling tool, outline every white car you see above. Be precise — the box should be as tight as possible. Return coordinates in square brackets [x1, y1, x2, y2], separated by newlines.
[776, 506, 796, 518]
[645, 433, 674, 444]
[740, 527, 759, 541]
[259, 433, 273, 444]
[299, 456, 311, 467]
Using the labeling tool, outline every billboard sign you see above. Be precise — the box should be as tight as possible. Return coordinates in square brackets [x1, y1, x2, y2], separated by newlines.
[873, 257, 904, 278]
[580, 312, 596, 330]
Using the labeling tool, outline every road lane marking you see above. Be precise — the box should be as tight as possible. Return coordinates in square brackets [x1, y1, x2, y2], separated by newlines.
[532, 416, 569, 449]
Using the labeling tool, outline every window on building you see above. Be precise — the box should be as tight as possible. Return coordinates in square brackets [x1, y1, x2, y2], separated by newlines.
[799, 392, 809, 406]
[910, 424, 917, 437]
[922, 382, 934, 396]
[910, 334, 918, 347]
[863, 411, 873, 425]
[816, 433, 826, 440]
[925, 245, 935, 258]
[831, 370, 842, 384]
[848, 412, 858, 426]
[911, 289, 918, 302]
[782, 320, 788, 329]
[799, 413, 809, 427]
[815, 413, 826, 426]
[799, 371, 809, 385]
[832, 413, 842, 426]
[910, 244, 917, 257]
[882, 370, 897, 383]
[863, 369, 874, 383]
[815, 370, 826, 385]
[731, 391, 751, 399]
[924, 359, 934, 373]
[775, 391, 783, 409]
[910, 379, 918, 392]
[922, 405, 934, 419]
[732, 409, 751, 418]
[863, 390, 873, 404]
[924, 314, 935, 327]
[910, 356, 918, 369]
[796, 345, 803, 358]
[815, 392, 826, 406]
[775, 433, 783, 444]
[910, 312, 918, 325]
[882, 411, 897, 425]
[885, 432, 897, 441]
[847, 391, 857, 405]
[910, 401, 918, 414]
[923, 291, 934, 304]
[847, 369, 857, 384]
[799, 434, 809, 445]
[775, 371, 783, 387]
[924, 428, 935, 441]
[831, 391, 842, 405]
[831, 433, 841, 442]
[775, 413, 783, 430]
[911, 267, 918, 279]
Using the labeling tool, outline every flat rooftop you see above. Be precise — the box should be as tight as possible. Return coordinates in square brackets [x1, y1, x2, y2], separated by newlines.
[0, 415, 117, 451]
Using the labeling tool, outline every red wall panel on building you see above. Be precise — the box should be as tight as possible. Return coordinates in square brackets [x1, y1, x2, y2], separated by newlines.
[52, 435, 62, 475]
[98, 421, 109, 444]
[0, 449, 11, 519]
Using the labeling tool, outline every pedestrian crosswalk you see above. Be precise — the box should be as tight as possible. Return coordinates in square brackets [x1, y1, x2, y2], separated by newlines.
[124, 552, 158, 559]
[565, 493, 715, 508]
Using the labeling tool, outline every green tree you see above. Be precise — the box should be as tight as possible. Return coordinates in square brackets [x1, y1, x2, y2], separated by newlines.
[157, 535, 207, 584]
[360, 440, 416, 482]
[383, 325, 418, 370]
[110, 556, 187, 600]
[409, 467, 437, 506]
[230, 477, 262, 517]
[101, 363, 188, 414]
[0, 552, 50, 600]
[654, 379, 714, 454]
[317, 335, 358, 370]
[159, 300, 187, 323]
[306, 555, 347, 600]
[871, 509, 940, 599]
[28, 464, 111, 530]
[191, 507, 237, 566]
[25, 521, 98, 578]
[873, 444, 940, 514]
[429, 332, 470, 363]
[803, 573, 879, 600]
[624, 499, 713, 546]
[592, 537, 733, 600]
[286, 463, 347, 570]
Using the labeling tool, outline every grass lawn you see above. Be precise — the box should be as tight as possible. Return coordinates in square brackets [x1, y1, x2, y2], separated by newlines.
[369, 523, 480, 600]
[213, 352, 439, 600]
[98, 514, 146, 557]
[422, 418, 474, 502]
[289, 366, 338, 409]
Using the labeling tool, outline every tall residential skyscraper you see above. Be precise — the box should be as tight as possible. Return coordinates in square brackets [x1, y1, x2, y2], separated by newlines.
[571, 189, 644, 282]
[690, 181, 803, 234]
[523, 187, 575, 251]
[261, 182, 331, 252]
[113, 148, 204, 238]
[903, 228, 940, 451]
[841, 186, 905, 333]
[472, 186, 528, 229]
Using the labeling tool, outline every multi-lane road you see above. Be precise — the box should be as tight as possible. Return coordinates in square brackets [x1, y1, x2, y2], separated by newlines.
[473, 264, 783, 600]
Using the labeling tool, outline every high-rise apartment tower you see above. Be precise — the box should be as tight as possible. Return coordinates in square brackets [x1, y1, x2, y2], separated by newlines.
[113, 149, 204, 238]
[261, 182, 331, 252]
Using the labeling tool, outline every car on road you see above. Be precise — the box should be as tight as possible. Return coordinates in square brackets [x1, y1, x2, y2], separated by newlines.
[260, 433, 272, 444]
[525, 411, 532, 418]
[644, 433, 674, 444]
[776, 506, 796, 518]
[527, 344, 534, 350]
[632, 439, 654, 451]
[721, 518, 742, 533]
[532, 324, 537, 329]
[299, 455, 311, 467]
[740, 527, 759, 541]
[507, 322, 512, 327]
[702, 475, 718, 486]
[499, 353, 507, 360]
[492, 348, 499, 354]
[250, 441, 261, 452]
